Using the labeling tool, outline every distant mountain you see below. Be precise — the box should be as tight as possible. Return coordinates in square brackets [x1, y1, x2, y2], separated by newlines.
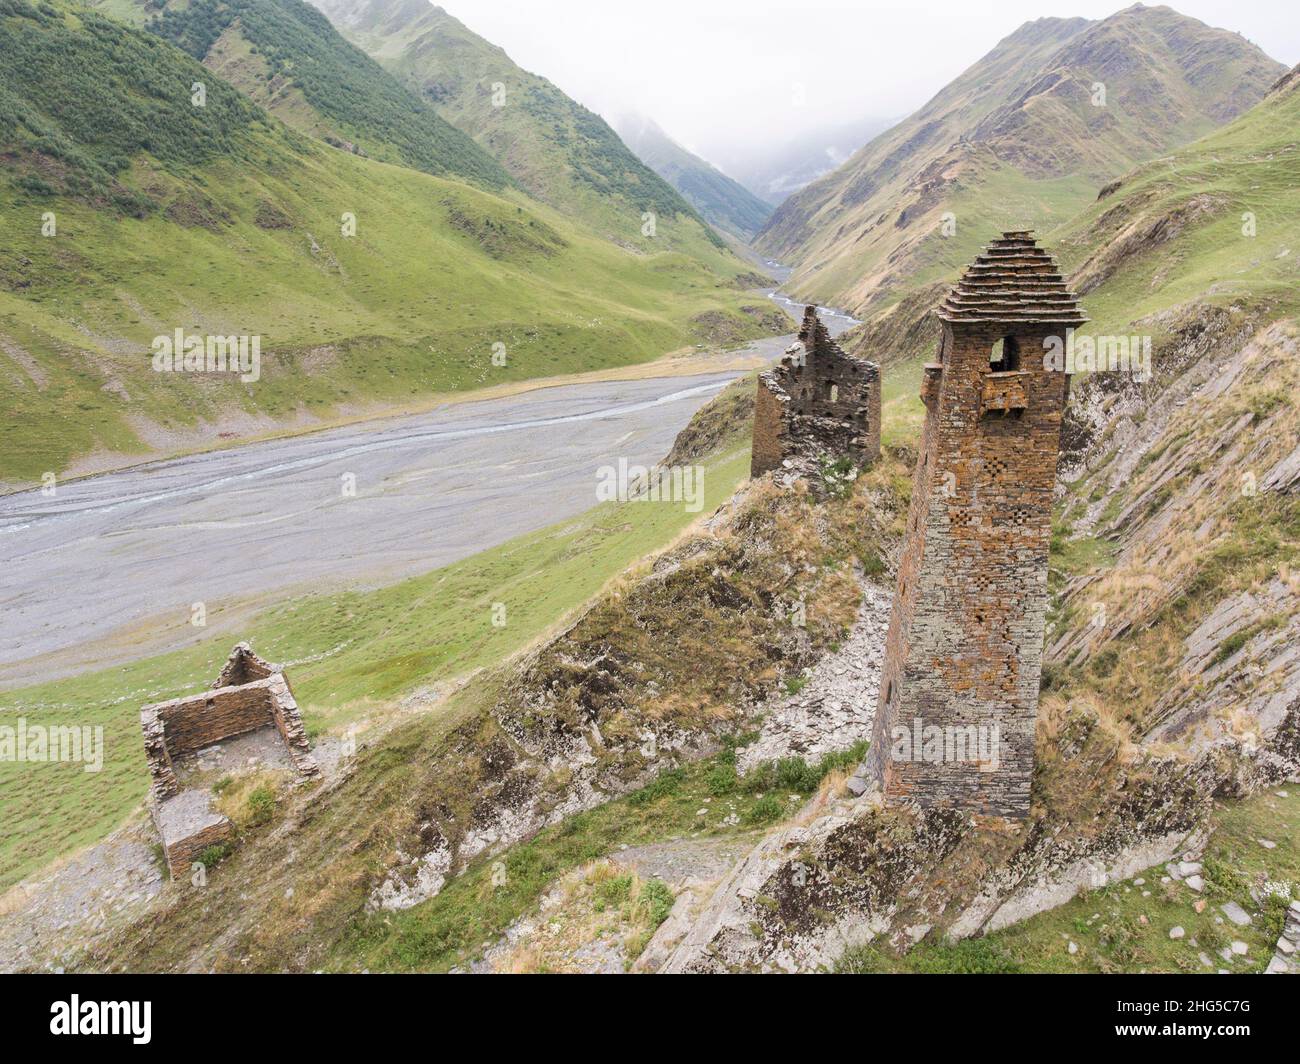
[758, 4, 1284, 329]
[0, 0, 773, 483]
[305, 0, 726, 251]
[616, 114, 773, 240]
[709, 114, 894, 205]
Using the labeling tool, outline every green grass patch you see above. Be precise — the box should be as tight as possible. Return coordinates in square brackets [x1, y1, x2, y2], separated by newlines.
[330, 736, 868, 972]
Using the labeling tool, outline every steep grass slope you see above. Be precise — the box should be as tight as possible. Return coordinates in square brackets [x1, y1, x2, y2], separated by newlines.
[616, 113, 773, 241]
[1053, 66, 1300, 334]
[0, 383, 760, 894]
[102, 0, 509, 189]
[758, 5, 1282, 322]
[0, 1, 769, 484]
[304, 0, 727, 254]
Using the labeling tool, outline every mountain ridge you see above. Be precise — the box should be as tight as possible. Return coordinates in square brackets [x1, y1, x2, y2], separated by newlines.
[757, 4, 1284, 324]
[305, 0, 727, 251]
[136, 0, 512, 189]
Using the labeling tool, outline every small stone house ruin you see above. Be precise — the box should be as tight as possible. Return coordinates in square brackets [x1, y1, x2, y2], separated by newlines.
[140, 643, 319, 878]
[751, 305, 881, 479]
[857, 232, 1086, 818]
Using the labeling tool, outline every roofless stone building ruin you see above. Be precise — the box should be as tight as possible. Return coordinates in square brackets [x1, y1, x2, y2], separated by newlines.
[854, 231, 1086, 818]
[751, 305, 881, 479]
[141, 644, 319, 878]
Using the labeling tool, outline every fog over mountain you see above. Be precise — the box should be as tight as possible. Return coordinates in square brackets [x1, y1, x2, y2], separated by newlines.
[431, 0, 1299, 180]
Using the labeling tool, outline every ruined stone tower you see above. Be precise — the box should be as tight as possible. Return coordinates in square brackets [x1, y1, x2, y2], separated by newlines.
[751, 306, 880, 479]
[859, 232, 1085, 818]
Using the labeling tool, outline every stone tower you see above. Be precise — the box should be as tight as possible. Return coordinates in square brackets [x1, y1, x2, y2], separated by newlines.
[751, 306, 880, 479]
[859, 231, 1086, 818]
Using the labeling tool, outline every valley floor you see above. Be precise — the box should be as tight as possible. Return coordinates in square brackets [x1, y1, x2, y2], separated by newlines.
[0, 339, 788, 687]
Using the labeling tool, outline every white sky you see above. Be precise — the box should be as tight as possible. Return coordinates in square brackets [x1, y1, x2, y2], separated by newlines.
[438, 0, 1298, 171]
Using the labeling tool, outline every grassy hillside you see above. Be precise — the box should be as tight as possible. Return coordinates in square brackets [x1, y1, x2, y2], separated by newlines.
[616, 113, 773, 240]
[1053, 63, 1300, 333]
[305, 0, 726, 254]
[1041, 62, 1300, 727]
[103, 0, 510, 189]
[0, 1, 771, 483]
[759, 5, 1283, 321]
[0, 401, 757, 892]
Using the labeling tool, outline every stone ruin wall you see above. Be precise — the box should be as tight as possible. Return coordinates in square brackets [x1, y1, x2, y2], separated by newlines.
[862, 233, 1083, 819]
[150, 685, 275, 777]
[154, 808, 234, 880]
[750, 380, 787, 477]
[214, 645, 274, 688]
[751, 306, 881, 478]
[141, 646, 317, 800]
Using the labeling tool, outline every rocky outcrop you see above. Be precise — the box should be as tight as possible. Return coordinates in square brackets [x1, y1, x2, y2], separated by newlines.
[1054, 318, 1298, 672]
[654, 699, 1299, 972]
[736, 581, 890, 774]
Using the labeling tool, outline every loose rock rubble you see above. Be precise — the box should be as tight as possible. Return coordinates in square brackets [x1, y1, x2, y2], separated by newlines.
[0, 821, 163, 973]
[739, 582, 890, 774]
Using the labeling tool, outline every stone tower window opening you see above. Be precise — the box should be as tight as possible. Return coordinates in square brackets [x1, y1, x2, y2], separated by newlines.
[989, 335, 1021, 372]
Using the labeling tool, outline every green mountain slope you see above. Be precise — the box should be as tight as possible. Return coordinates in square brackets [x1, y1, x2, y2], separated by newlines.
[304, 0, 726, 252]
[0, 0, 771, 484]
[1053, 63, 1300, 333]
[100, 0, 510, 189]
[758, 4, 1284, 324]
[616, 113, 773, 241]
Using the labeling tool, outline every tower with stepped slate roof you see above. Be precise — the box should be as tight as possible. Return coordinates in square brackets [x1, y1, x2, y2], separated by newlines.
[855, 231, 1086, 818]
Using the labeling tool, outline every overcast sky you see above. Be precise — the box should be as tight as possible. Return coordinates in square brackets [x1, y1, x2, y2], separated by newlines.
[438, 0, 1297, 170]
